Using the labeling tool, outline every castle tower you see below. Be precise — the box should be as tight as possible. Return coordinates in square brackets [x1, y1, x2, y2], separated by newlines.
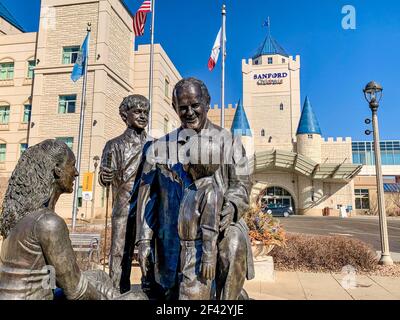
[231, 99, 254, 156]
[242, 21, 301, 152]
[296, 96, 322, 163]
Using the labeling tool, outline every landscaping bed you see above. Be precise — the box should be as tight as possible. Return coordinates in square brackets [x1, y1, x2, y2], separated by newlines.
[270, 232, 400, 277]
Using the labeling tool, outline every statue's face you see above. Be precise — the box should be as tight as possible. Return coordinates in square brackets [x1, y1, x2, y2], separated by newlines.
[174, 83, 209, 132]
[126, 104, 149, 130]
[57, 150, 79, 193]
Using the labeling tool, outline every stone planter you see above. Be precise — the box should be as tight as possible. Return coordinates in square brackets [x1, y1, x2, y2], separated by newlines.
[251, 240, 275, 261]
[249, 241, 276, 283]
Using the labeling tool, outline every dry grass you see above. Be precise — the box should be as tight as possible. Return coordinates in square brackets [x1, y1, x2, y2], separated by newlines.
[271, 233, 378, 273]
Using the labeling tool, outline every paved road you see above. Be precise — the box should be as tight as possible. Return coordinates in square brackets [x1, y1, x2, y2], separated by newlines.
[279, 216, 400, 253]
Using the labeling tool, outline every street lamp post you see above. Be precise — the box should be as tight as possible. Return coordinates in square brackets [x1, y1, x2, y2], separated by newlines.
[91, 156, 100, 223]
[363, 81, 393, 265]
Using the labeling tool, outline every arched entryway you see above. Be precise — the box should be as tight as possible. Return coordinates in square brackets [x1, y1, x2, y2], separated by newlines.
[258, 186, 296, 215]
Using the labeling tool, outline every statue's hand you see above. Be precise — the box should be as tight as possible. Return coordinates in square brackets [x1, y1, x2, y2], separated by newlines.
[220, 202, 235, 232]
[201, 262, 216, 280]
[138, 240, 151, 277]
[100, 167, 114, 185]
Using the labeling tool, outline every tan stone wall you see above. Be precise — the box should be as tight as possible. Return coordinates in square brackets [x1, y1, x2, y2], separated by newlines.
[321, 137, 353, 164]
[0, 17, 22, 35]
[208, 104, 236, 129]
[296, 134, 322, 163]
[242, 54, 301, 153]
[0, 32, 36, 178]
[29, 0, 135, 219]
[133, 44, 181, 139]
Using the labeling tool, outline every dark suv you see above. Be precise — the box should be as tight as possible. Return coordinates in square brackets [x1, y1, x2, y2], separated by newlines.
[262, 204, 294, 217]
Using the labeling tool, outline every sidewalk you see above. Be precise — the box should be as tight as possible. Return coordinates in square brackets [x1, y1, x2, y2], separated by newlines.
[128, 266, 400, 300]
[244, 271, 400, 300]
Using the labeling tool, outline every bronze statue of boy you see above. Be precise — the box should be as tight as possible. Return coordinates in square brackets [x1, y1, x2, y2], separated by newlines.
[99, 94, 149, 291]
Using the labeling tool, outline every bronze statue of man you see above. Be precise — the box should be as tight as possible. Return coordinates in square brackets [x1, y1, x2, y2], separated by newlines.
[99, 95, 149, 291]
[133, 78, 255, 300]
[0, 140, 146, 300]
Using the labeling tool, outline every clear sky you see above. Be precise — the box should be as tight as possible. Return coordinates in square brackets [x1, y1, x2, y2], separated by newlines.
[3, 0, 400, 140]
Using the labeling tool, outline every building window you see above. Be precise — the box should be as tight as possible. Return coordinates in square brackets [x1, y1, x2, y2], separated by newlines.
[261, 129, 265, 137]
[0, 62, 14, 80]
[164, 77, 170, 98]
[0, 144, 6, 162]
[62, 46, 80, 64]
[20, 143, 28, 156]
[78, 186, 83, 207]
[56, 137, 74, 150]
[282, 58, 286, 63]
[268, 57, 273, 64]
[254, 60, 259, 65]
[164, 116, 169, 134]
[58, 95, 77, 114]
[0, 106, 10, 124]
[27, 60, 35, 79]
[280, 103, 284, 111]
[23, 104, 31, 123]
[355, 189, 370, 210]
[308, 134, 313, 139]
[352, 141, 400, 166]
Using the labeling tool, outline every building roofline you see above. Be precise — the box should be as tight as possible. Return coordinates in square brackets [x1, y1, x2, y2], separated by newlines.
[0, 2, 25, 32]
[119, 0, 135, 19]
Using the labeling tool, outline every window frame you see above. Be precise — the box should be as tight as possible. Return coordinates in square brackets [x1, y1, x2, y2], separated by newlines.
[58, 95, 77, 114]
[0, 62, 14, 80]
[27, 60, 36, 79]
[62, 46, 81, 65]
[267, 57, 273, 64]
[0, 105, 10, 124]
[164, 77, 170, 98]
[163, 115, 169, 134]
[355, 189, 370, 210]
[56, 137, 74, 150]
[20, 143, 28, 156]
[23, 104, 31, 123]
[0, 143, 6, 162]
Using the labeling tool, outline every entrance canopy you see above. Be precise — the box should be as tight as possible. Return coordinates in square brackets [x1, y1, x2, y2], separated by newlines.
[253, 150, 362, 182]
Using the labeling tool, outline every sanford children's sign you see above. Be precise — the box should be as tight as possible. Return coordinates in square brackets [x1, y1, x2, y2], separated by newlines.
[254, 72, 288, 85]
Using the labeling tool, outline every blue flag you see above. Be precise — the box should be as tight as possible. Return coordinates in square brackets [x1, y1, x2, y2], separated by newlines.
[71, 33, 89, 82]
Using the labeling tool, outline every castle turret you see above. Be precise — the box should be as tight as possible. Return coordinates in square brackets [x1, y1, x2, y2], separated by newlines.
[231, 100, 252, 137]
[296, 97, 322, 163]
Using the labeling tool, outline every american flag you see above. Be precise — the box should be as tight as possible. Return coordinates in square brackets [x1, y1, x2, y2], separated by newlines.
[133, 0, 152, 36]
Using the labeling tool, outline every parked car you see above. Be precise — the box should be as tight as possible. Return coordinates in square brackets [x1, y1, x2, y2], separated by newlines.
[262, 204, 294, 217]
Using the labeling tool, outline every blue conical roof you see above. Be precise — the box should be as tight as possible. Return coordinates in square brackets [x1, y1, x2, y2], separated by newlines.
[253, 32, 288, 59]
[231, 100, 252, 137]
[296, 97, 322, 135]
[0, 2, 24, 32]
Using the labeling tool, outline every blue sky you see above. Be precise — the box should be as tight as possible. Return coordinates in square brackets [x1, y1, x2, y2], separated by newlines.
[3, 0, 400, 140]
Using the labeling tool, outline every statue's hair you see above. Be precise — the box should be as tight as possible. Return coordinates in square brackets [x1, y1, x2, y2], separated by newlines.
[0, 139, 71, 238]
[172, 77, 211, 111]
[119, 94, 150, 124]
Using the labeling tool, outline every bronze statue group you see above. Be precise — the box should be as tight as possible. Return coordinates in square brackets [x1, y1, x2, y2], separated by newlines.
[0, 78, 255, 300]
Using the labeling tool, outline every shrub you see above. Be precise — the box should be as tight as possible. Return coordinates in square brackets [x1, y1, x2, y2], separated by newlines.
[244, 206, 286, 247]
[271, 233, 378, 272]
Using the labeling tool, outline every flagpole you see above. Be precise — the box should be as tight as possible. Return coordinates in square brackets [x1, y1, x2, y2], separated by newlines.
[72, 23, 91, 231]
[221, 4, 226, 128]
[147, 0, 156, 133]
